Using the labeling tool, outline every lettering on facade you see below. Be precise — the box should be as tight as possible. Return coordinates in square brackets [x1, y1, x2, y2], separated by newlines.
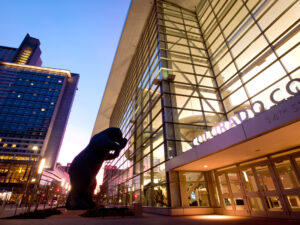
[193, 78, 300, 146]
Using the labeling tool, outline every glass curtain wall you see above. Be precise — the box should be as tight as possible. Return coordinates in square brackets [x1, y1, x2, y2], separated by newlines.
[0, 65, 66, 190]
[103, 0, 300, 208]
[106, 6, 167, 207]
[197, 0, 300, 116]
[157, 1, 226, 154]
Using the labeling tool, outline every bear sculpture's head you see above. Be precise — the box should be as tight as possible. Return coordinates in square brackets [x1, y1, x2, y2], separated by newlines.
[88, 127, 127, 156]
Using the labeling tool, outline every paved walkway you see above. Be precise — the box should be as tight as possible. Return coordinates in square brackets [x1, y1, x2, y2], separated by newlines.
[0, 204, 54, 218]
[1, 210, 300, 225]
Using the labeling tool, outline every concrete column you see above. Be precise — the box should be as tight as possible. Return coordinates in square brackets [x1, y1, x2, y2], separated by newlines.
[168, 170, 181, 207]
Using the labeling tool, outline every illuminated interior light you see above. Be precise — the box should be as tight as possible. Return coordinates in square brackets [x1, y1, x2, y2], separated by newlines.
[154, 179, 159, 183]
[3, 143, 8, 147]
[61, 178, 65, 187]
[58, 80, 62, 83]
[41, 108, 46, 111]
[47, 76, 51, 78]
[38, 158, 45, 174]
[30, 83, 34, 86]
[12, 144, 16, 148]
[243, 171, 249, 182]
[204, 165, 208, 168]
[50, 102, 55, 105]
[32, 145, 39, 151]
[17, 94, 21, 98]
[0, 138, 2, 142]
[31, 178, 36, 182]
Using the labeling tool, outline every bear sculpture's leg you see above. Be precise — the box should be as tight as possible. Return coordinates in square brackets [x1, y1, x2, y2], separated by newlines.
[66, 173, 95, 209]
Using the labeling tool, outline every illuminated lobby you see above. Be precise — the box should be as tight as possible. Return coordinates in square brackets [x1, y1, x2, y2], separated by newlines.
[93, 0, 300, 218]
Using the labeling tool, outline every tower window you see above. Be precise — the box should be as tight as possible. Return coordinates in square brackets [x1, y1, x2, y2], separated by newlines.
[16, 46, 32, 65]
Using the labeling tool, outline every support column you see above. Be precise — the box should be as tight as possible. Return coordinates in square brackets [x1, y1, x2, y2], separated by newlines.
[168, 170, 181, 207]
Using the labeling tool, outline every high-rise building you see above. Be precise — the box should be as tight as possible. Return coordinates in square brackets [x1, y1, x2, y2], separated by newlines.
[93, 0, 300, 218]
[0, 34, 78, 201]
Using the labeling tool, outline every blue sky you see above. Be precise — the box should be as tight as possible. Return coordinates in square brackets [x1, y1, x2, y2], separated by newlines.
[1, 0, 131, 165]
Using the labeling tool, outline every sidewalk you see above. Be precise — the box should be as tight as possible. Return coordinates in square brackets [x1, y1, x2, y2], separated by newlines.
[1, 210, 300, 225]
[0, 204, 54, 218]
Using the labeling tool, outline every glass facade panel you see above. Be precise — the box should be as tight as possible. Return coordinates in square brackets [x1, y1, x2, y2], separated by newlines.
[295, 157, 300, 171]
[182, 171, 205, 182]
[249, 197, 264, 211]
[186, 182, 210, 207]
[218, 174, 229, 194]
[234, 198, 246, 210]
[255, 165, 275, 191]
[274, 160, 300, 189]
[227, 172, 241, 194]
[0, 65, 64, 158]
[242, 168, 258, 192]
[265, 196, 283, 211]
[180, 171, 210, 207]
[223, 197, 232, 210]
[287, 195, 300, 212]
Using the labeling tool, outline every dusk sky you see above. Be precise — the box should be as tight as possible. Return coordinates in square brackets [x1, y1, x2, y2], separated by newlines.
[0, 0, 131, 167]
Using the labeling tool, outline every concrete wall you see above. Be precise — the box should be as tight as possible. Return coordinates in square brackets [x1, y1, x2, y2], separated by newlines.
[43, 73, 79, 169]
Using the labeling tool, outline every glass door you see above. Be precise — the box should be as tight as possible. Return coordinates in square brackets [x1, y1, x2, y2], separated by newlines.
[272, 156, 300, 217]
[217, 173, 233, 214]
[240, 166, 267, 217]
[253, 162, 291, 218]
[227, 171, 250, 216]
[217, 171, 250, 216]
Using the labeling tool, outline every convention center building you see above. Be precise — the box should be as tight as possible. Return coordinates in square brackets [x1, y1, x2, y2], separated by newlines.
[93, 0, 300, 218]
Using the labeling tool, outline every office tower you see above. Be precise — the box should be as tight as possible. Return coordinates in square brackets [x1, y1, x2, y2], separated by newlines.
[93, 0, 300, 218]
[0, 34, 78, 201]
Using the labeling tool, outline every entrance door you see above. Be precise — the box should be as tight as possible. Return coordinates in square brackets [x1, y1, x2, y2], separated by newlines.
[216, 149, 300, 218]
[240, 166, 268, 217]
[253, 162, 288, 218]
[217, 171, 250, 216]
[272, 155, 300, 218]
